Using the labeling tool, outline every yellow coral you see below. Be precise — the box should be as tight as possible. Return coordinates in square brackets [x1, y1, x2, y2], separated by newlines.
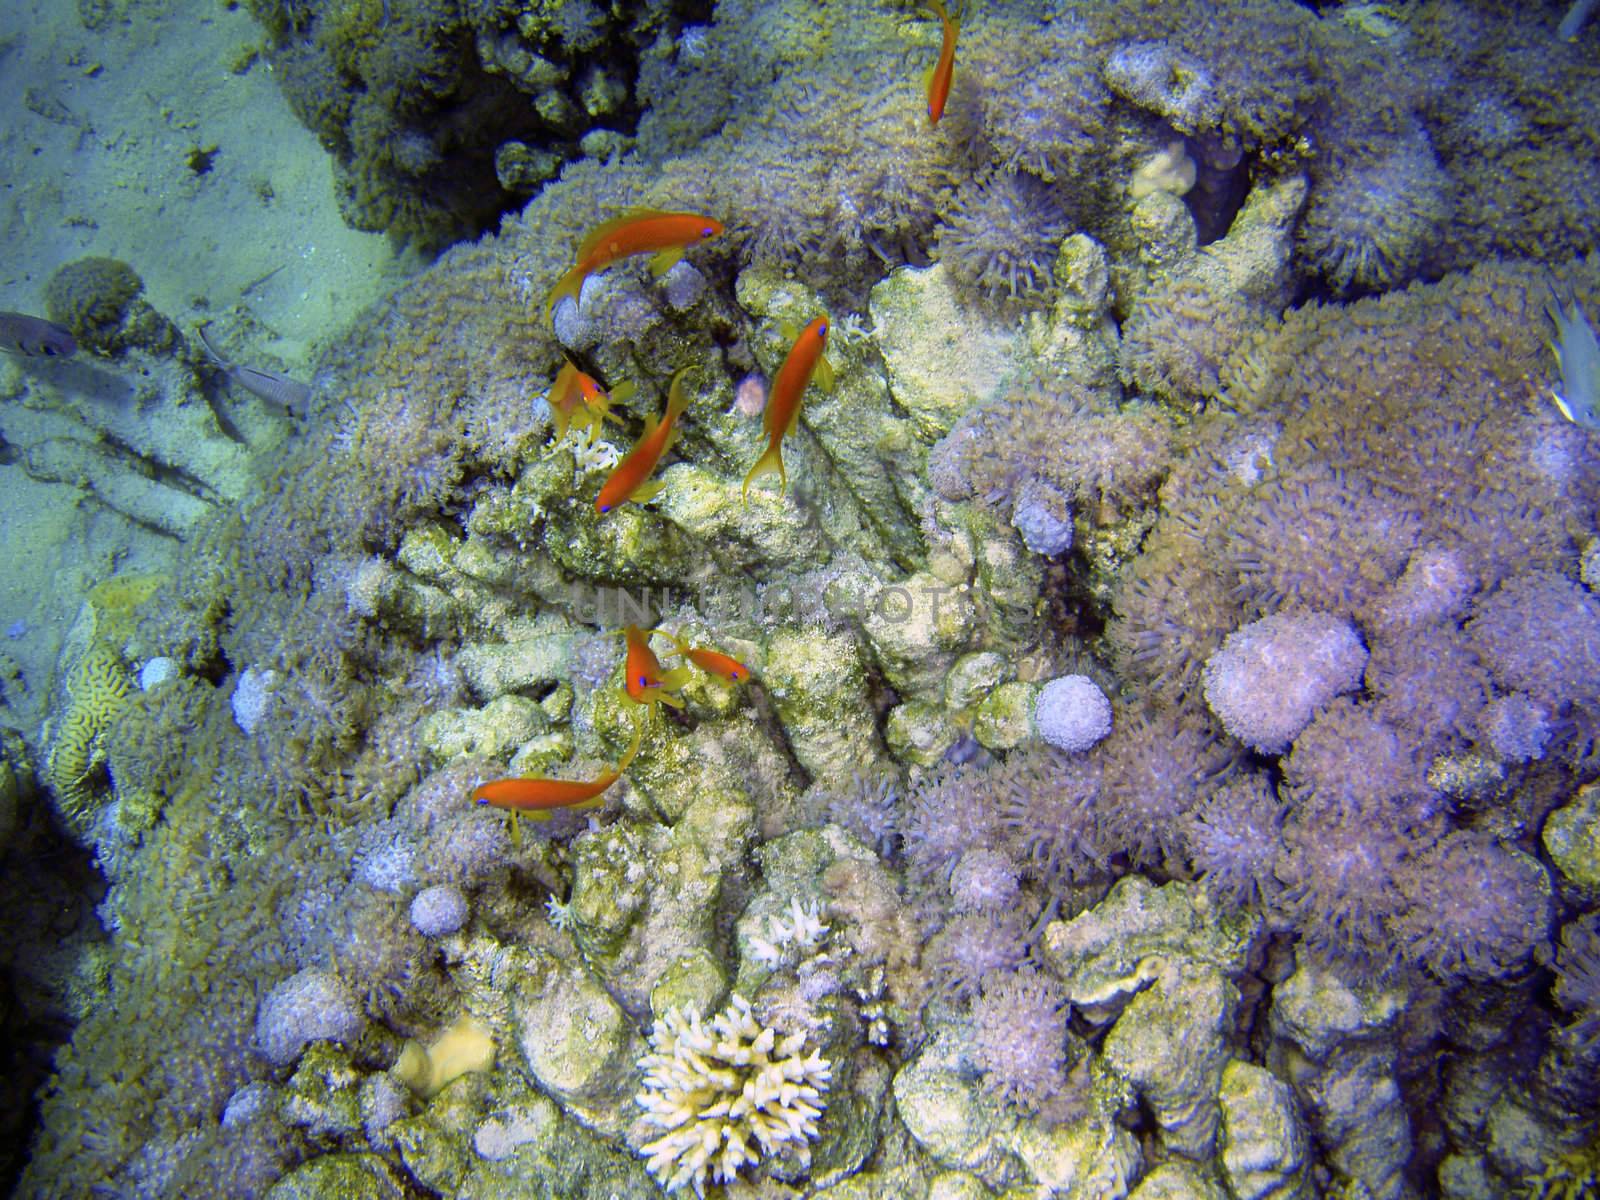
[46, 639, 132, 831]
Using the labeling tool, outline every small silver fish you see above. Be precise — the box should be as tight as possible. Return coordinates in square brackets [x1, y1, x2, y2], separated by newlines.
[196, 324, 312, 412]
[0, 311, 76, 358]
[1546, 284, 1600, 431]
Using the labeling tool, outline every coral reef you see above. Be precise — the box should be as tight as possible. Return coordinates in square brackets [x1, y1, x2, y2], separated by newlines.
[15, 2, 1600, 1199]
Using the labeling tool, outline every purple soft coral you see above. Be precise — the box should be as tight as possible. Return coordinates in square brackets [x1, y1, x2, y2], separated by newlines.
[1180, 773, 1284, 910]
[969, 966, 1072, 1115]
[1202, 610, 1367, 754]
[1394, 832, 1551, 982]
[1467, 570, 1600, 711]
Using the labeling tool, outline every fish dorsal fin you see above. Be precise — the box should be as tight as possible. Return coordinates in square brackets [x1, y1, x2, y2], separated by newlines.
[576, 209, 678, 260]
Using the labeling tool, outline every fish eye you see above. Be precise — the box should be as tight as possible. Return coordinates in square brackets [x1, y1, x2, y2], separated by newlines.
[599, 504, 611, 513]
[42, 346, 57, 357]
[817, 323, 827, 336]
[730, 670, 741, 679]
[701, 226, 714, 238]
[638, 675, 648, 686]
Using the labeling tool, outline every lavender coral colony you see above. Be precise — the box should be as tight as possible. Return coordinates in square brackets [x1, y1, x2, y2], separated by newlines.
[11, 1, 1600, 1199]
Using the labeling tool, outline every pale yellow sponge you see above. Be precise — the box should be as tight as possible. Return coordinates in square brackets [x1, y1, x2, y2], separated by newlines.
[635, 993, 831, 1196]
[394, 1014, 496, 1098]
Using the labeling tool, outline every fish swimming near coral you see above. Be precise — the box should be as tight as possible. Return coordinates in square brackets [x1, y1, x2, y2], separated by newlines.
[649, 627, 752, 685]
[1545, 284, 1600, 432]
[596, 367, 693, 514]
[0, 311, 76, 358]
[622, 624, 694, 711]
[545, 210, 725, 321]
[744, 315, 833, 501]
[196, 324, 312, 412]
[920, 0, 961, 126]
[472, 717, 642, 845]
[548, 359, 631, 446]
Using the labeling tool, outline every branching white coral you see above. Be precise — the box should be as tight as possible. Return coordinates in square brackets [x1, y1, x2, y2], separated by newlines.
[748, 897, 827, 968]
[573, 437, 623, 473]
[635, 994, 831, 1196]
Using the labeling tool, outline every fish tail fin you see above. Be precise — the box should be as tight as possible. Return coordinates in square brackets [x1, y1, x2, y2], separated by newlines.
[195, 323, 230, 369]
[645, 628, 692, 659]
[666, 368, 694, 422]
[742, 443, 787, 503]
[545, 265, 588, 321]
[606, 379, 637, 412]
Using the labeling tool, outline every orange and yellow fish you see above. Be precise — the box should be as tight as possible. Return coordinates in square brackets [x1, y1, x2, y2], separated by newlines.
[649, 628, 752, 685]
[743, 316, 834, 501]
[472, 718, 642, 843]
[596, 367, 693, 515]
[548, 361, 632, 446]
[545, 210, 725, 321]
[921, 0, 960, 126]
[622, 624, 694, 711]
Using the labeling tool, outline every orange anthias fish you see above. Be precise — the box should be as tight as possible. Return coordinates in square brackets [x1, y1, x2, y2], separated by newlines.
[622, 624, 694, 711]
[472, 718, 642, 843]
[596, 367, 693, 515]
[743, 316, 834, 501]
[545, 210, 725, 320]
[548, 361, 632, 446]
[649, 628, 752, 685]
[922, 0, 961, 126]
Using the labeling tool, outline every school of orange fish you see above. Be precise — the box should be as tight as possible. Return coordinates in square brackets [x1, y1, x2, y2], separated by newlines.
[474, 12, 961, 822]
